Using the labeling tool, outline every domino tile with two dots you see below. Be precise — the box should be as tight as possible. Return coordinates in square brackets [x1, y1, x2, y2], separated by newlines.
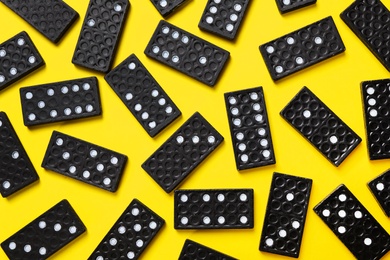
[1, 200, 86, 260]
[314, 184, 390, 260]
[20, 77, 101, 126]
[178, 239, 238, 260]
[105, 54, 181, 137]
[198, 0, 251, 40]
[174, 189, 254, 229]
[259, 172, 312, 258]
[72, 0, 130, 73]
[41, 131, 127, 192]
[259, 16, 345, 81]
[280, 86, 361, 166]
[224, 87, 275, 170]
[88, 198, 164, 260]
[150, 0, 189, 17]
[275, 0, 316, 14]
[368, 169, 390, 217]
[0, 31, 44, 91]
[0, 112, 38, 197]
[144, 20, 230, 87]
[142, 112, 224, 193]
[341, 0, 390, 72]
[361, 79, 390, 160]
[1, 0, 79, 43]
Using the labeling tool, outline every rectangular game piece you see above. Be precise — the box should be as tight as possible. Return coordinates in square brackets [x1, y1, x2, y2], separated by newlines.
[341, 0, 390, 72]
[42, 131, 127, 192]
[174, 189, 254, 229]
[224, 87, 275, 170]
[20, 77, 101, 126]
[259, 172, 312, 258]
[198, 0, 251, 40]
[1, 200, 86, 260]
[142, 112, 223, 193]
[88, 198, 164, 260]
[105, 54, 181, 137]
[0, 31, 44, 92]
[361, 79, 390, 160]
[368, 169, 390, 217]
[72, 0, 130, 73]
[314, 184, 390, 260]
[144, 20, 230, 87]
[150, 0, 188, 17]
[178, 239, 238, 260]
[1, 0, 79, 43]
[280, 87, 361, 166]
[275, 0, 316, 14]
[259, 16, 345, 81]
[0, 112, 38, 197]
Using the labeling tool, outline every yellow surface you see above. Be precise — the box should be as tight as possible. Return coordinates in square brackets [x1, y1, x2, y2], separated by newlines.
[1, 0, 390, 259]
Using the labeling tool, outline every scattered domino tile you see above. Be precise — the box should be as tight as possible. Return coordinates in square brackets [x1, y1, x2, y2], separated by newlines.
[174, 189, 254, 229]
[224, 87, 275, 170]
[368, 169, 390, 217]
[72, 0, 130, 73]
[42, 131, 127, 192]
[0, 112, 38, 197]
[1, 0, 79, 43]
[259, 16, 345, 81]
[88, 198, 164, 260]
[178, 239, 238, 260]
[0, 31, 45, 92]
[341, 0, 390, 72]
[105, 54, 181, 137]
[361, 79, 390, 160]
[1, 200, 86, 260]
[275, 0, 316, 14]
[314, 184, 390, 259]
[259, 172, 312, 258]
[144, 20, 230, 87]
[150, 0, 189, 17]
[280, 87, 361, 166]
[142, 112, 224, 193]
[198, 0, 251, 40]
[20, 77, 101, 126]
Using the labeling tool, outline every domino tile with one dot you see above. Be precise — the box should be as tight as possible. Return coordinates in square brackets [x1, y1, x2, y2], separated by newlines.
[150, 0, 189, 17]
[368, 169, 390, 217]
[275, 0, 316, 14]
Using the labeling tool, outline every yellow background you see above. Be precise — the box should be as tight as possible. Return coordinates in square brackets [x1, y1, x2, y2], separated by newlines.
[1, 0, 390, 259]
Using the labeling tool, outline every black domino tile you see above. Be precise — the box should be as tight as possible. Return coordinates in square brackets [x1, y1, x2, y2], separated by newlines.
[142, 112, 223, 193]
[280, 87, 361, 166]
[144, 20, 230, 87]
[259, 172, 312, 258]
[198, 0, 251, 40]
[88, 198, 164, 260]
[224, 87, 275, 170]
[1, 200, 86, 260]
[1, 0, 79, 43]
[42, 131, 127, 192]
[20, 77, 101, 126]
[361, 79, 390, 160]
[259, 16, 345, 81]
[178, 239, 238, 260]
[341, 0, 390, 72]
[105, 54, 181, 137]
[72, 0, 130, 73]
[150, 0, 189, 17]
[275, 0, 316, 14]
[0, 112, 38, 197]
[368, 169, 390, 217]
[314, 184, 390, 260]
[174, 189, 254, 229]
[0, 31, 44, 92]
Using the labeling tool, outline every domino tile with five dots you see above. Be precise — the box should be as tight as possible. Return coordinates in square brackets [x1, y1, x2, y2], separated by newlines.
[105, 53, 181, 137]
[150, 0, 189, 17]
[178, 239, 238, 260]
[275, 0, 316, 14]
[0, 112, 39, 197]
[368, 169, 390, 217]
